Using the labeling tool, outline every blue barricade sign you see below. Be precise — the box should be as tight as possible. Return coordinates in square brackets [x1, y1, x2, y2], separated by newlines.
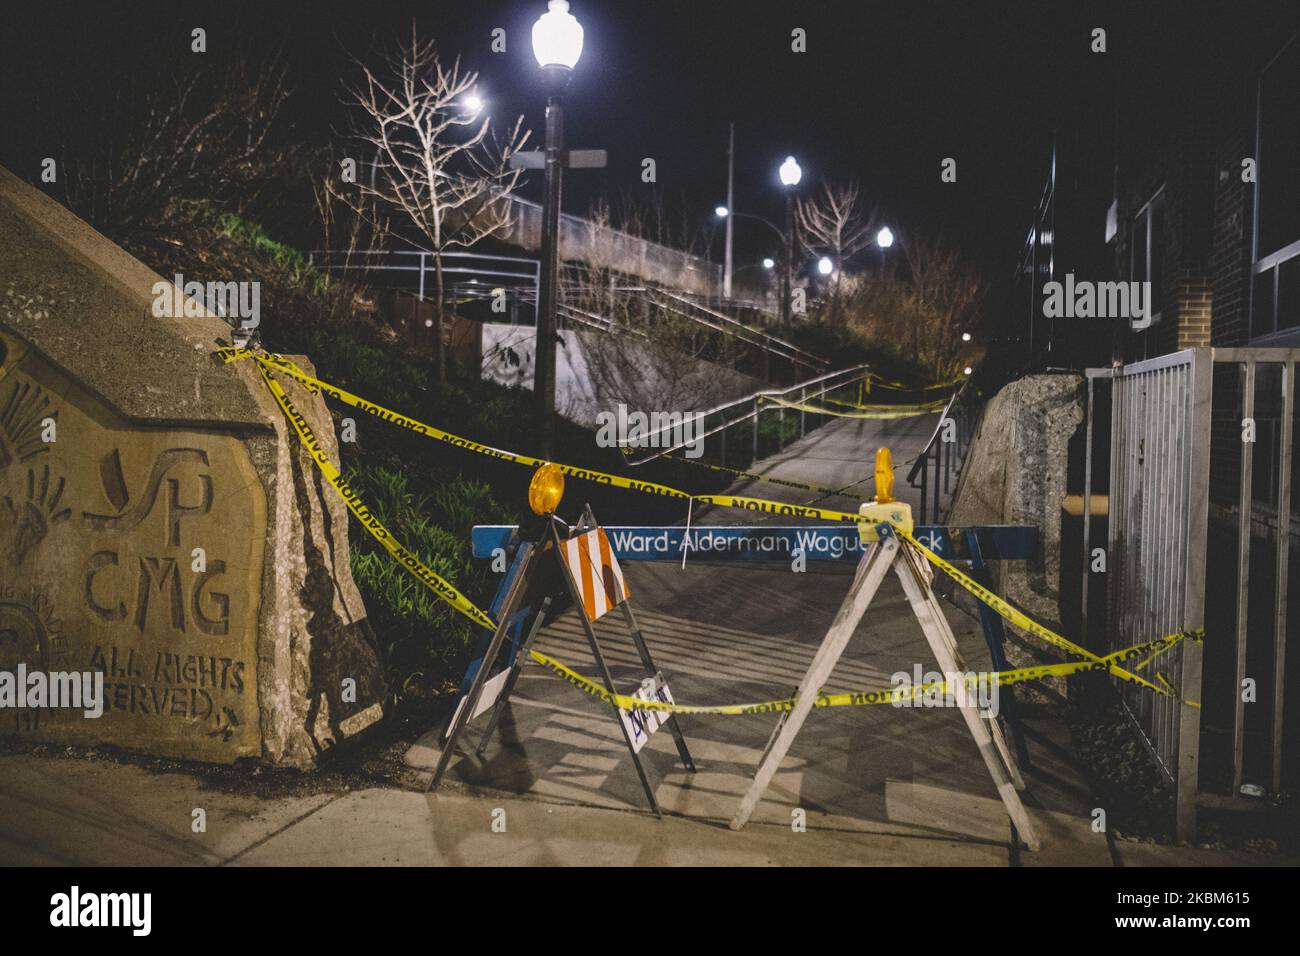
[471, 525, 1038, 563]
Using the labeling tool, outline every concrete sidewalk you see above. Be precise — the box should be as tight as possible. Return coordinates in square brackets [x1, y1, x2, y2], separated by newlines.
[2, 750, 1291, 866]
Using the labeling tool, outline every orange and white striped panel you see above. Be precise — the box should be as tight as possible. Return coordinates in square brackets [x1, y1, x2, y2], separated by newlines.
[561, 527, 630, 622]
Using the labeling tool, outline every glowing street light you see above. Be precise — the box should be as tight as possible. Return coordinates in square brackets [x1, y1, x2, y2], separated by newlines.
[779, 155, 803, 186]
[962, 332, 972, 342]
[715, 205, 729, 218]
[532, 0, 584, 68]
[818, 256, 833, 276]
[463, 92, 484, 114]
[875, 225, 895, 273]
[762, 257, 775, 269]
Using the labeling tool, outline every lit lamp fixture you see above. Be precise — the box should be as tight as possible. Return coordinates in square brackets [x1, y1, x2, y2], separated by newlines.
[962, 331, 972, 342]
[715, 205, 729, 218]
[532, 0, 584, 72]
[762, 257, 775, 269]
[876, 226, 895, 273]
[531, 0, 584, 457]
[964, 366, 973, 375]
[463, 92, 484, 115]
[779, 156, 803, 187]
[818, 256, 833, 276]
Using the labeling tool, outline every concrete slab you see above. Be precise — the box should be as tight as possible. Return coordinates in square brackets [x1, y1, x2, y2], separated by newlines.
[408, 570, 1077, 846]
[233, 787, 1008, 866]
[0, 754, 336, 865]
[1112, 841, 1300, 867]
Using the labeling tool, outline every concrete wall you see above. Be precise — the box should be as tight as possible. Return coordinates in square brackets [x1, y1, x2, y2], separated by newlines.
[480, 323, 763, 428]
[0, 165, 385, 766]
[948, 374, 1084, 645]
[505, 197, 721, 296]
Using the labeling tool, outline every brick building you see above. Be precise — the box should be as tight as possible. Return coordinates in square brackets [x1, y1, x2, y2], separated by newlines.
[1003, 8, 1300, 825]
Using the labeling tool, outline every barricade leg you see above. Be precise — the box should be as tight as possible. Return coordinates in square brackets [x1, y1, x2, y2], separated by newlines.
[550, 523, 664, 816]
[894, 543, 1040, 851]
[476, 596, 554, 755]
[904, 544, 1025, 792]
[965, 529, 1030, 768]
[729, 535, 900, 830]
[427, 544, 537, 793]
[620, 602, 696, 772]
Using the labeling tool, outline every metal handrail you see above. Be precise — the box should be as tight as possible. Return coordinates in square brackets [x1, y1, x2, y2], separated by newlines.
[311, 248, 822, 375]
[621, 364, 869, 465]
[623, 287, 830, 370]
[905, 379, 973, 524]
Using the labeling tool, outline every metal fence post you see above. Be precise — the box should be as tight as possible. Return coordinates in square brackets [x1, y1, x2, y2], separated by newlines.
[1176, 348, 1212, 842]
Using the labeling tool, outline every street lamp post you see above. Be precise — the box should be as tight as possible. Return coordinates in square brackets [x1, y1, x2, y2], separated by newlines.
[778, 155, 802, 328]
[723, 122, 735, 299]
[531, 0, 583, 456]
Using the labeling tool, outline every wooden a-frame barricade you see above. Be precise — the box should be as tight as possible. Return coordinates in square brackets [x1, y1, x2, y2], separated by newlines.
[426, 505, 695, 816]
[729, 524, 1041, 851]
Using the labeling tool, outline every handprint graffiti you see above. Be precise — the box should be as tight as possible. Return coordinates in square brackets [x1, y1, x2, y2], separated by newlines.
[3, 463, 72, 565]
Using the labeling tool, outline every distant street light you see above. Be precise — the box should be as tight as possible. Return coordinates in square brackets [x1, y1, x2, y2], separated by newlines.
[779, 156, 803, 187]
[876, 225, 895, 272]
[964, 366, 973, 375]
[762, 257, 775, 270]
[531, 0, 585, 456]
[817, 256, 833, 276]
[715, 205, 729, 218]
[962, 331, 972, 342]
[779, 155, 802, 326]
[463, 92, 485, 114]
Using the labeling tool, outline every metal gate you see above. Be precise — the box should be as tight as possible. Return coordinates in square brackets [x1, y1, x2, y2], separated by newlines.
[1084, 347, 1299, 840]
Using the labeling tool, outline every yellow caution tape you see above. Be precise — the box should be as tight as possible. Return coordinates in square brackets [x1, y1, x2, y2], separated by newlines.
[526, 630, 1198, 715]
[252, 360, 497, 630]
[896, 530, 1198, 703]
[223, 346, 1201, 712]
[218, 347, 887, 529]
[867, 373, 965, 391]
[761, 394, 947, 419]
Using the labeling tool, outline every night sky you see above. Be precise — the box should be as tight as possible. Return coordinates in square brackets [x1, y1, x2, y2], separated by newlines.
[2, 0, 1290, 280]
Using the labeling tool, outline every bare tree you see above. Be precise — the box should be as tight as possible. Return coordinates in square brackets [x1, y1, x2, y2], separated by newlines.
[311, 147, 392, 269]
[797, 181, 874, 262]
[340, 23, 529, 383]
[835, 235, 986, 379]
[54, 39, 294, 245]
[797, 180, 875, 315]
